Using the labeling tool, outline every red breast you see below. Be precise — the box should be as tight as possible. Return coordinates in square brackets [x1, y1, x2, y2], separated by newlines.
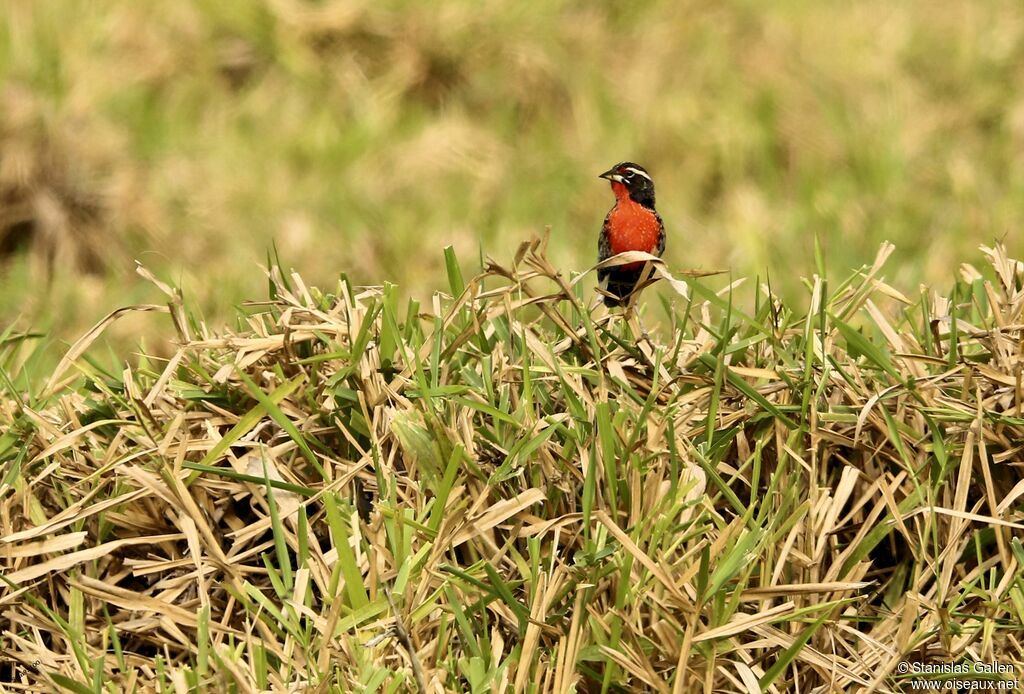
[607, 185, 662, 267]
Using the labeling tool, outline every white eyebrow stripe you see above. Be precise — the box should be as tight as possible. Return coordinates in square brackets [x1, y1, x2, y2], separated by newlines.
[624, 167, 652, 182]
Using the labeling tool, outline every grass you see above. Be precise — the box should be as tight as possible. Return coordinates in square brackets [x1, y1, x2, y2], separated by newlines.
[3, 0, 1024, 361]
[1, 237, 1023, 691]
[3, 1, 1024, 689]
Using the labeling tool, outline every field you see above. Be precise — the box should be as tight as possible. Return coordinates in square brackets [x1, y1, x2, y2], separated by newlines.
[3, 1, 1024, 349]
[4, 239, 1024, 691]
[2, 1, 1024, 692]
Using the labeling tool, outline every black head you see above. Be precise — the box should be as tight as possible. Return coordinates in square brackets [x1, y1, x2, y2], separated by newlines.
[599, 162, 655, 208]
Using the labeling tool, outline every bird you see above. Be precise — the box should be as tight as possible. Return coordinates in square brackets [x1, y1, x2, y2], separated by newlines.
[596, 162, 666, 307]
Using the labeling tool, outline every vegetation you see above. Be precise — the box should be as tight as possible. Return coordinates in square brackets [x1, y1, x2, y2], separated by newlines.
[1, 238, 1023, 691]
[2, 1, 1024, 357]
[3, 1, 1024, 691]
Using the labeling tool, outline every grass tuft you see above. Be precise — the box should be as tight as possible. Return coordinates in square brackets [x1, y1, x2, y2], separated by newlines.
[1, 239, 1023, 691]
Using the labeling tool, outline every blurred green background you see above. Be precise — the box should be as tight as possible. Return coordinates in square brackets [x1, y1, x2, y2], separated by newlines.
[2, 0, 1023, 355]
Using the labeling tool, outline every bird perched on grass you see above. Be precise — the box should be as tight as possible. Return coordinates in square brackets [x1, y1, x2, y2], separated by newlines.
[597, 162, 666, 307]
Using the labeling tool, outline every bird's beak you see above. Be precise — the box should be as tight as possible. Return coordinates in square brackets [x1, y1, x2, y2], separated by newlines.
[599, 168, 625, 183]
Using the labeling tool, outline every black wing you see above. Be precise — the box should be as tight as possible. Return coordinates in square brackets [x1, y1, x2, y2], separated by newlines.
[597, 213, 613, 285]
[654, 211, 666, 257]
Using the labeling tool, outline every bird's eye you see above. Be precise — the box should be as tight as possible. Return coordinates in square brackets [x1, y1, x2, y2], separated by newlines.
[622, 170, 634, 179]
